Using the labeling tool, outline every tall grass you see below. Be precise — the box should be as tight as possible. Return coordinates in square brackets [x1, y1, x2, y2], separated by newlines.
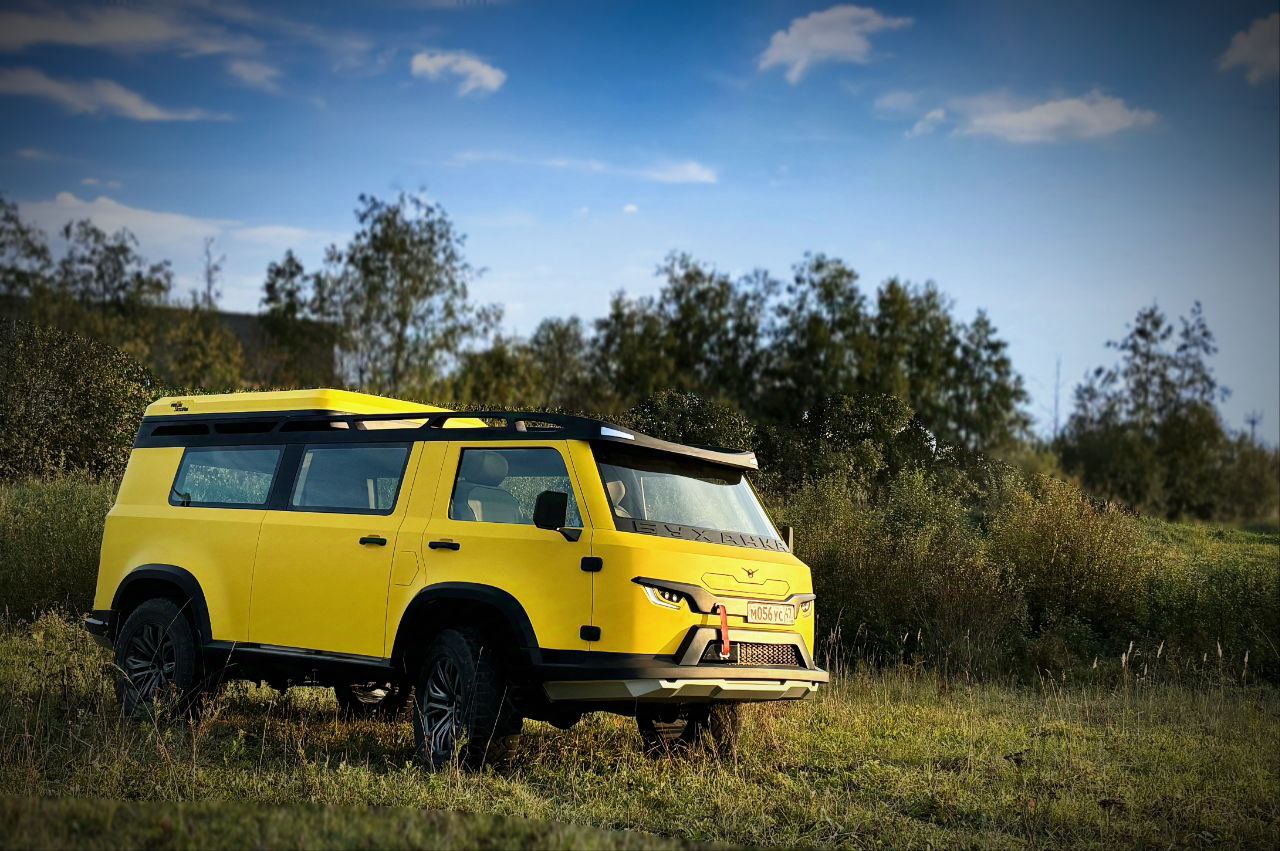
[0, 477, 115, 619]
[1, 612, 1276, 848]
[775, 470, 1280, 681]
[3, 471, 1277, 681]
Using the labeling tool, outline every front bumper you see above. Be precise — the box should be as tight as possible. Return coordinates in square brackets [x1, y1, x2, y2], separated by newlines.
[543, 677, 821, 702]
[534, 626, 828, 703]
[82, 609, 114, 649]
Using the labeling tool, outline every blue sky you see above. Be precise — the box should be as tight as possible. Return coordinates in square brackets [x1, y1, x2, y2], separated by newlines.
[2, 1, 1277, 441]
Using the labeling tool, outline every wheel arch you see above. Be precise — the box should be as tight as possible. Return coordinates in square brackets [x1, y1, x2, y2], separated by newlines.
[110, 564, 212, 644]
[390, 582, 539, 672]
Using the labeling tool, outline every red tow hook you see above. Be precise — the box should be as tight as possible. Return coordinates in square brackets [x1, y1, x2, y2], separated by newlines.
[714, 604, 731, 659]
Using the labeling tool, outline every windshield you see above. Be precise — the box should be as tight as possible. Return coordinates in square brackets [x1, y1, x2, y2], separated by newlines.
[594, 444, 783, 549]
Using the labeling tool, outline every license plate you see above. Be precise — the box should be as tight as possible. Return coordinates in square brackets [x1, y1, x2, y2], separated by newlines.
[746, 601, 796, 625]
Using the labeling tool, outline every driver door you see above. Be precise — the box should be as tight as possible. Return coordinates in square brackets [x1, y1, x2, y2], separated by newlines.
[422, 441, 593, 651]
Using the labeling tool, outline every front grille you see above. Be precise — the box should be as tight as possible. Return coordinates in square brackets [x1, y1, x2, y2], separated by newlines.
[701, 641, 803, 667]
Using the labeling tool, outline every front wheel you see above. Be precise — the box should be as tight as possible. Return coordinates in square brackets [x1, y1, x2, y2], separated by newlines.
[411, 629, 517, 771]
[114, 598, 201, 718]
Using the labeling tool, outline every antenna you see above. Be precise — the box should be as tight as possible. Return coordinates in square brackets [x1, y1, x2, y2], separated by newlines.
[1245, 410, 1262, 443]
[1052, 355, 1061, 440]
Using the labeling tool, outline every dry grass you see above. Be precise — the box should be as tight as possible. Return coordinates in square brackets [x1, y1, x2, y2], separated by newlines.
[1, 612, 1277, 849]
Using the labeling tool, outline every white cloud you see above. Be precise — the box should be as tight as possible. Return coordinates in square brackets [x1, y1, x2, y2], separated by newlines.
[452, 151, 717, 184]
[0, 67, 230, 121]
[1220, 13, 1280, 85]
[873, 90, 918, 114]
[15, 147, 57, 161]
[0, 4, 257, 56]
[906, 108, 946, 138]
[759, 4, 912, 84]
[410, 49, 506, 95]
[0, 3, 383, 85]
[636, 160, 717, 184]
[954, 90, 1157, 143]
[227, 59, 282, 93]
[622, 203, 639, 215]
[22, 192, 232, 255]
[17, 192, 342, 312]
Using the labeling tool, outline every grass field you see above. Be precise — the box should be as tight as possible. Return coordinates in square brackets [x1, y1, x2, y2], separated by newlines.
[2, 612, 1277, 849]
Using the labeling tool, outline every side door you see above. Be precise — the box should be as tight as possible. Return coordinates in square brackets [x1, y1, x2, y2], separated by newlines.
[248, 441, 420, 658]
[423, 442, 593, 652]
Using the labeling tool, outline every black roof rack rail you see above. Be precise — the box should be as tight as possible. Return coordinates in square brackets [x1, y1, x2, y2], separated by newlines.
[137, 408, 759, 471]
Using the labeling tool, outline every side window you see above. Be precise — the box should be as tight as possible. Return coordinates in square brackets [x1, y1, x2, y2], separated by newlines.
[290, 444, 410, 515]
[449, 448, 582, 527]
[170, 447, 282, 508]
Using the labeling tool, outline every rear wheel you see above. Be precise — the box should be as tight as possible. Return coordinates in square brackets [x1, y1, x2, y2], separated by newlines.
[114, 598, 201, 719]
[335, 680, 410, 719]
[411, 629, 518, 771]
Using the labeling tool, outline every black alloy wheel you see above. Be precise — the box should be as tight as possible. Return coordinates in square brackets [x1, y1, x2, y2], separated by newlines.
[114, 597, 200, 718]
[412, 628, 517, 771]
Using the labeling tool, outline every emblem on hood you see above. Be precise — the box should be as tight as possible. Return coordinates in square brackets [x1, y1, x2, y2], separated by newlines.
[743, 566, 758, 579]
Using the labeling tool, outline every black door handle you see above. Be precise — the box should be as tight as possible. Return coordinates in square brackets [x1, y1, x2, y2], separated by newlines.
[428, 540, 461, 551]
[359, 535, 387, 546]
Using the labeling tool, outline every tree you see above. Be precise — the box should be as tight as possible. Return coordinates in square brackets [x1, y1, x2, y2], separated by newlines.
[526, 316, 602, 409]
[763, 253, 871, 418]
[315, 193, 499, 395]
[0, 194, 52, 299]
[1057, 302, 1235, 519]
[260, 250, 337, 387]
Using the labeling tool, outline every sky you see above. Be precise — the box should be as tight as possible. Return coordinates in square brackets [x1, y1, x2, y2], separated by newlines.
[1, 0, 1277, 442]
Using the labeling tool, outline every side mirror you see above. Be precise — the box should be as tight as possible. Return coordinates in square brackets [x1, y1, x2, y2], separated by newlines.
[780, 525, 795, 552]
[533, 490, 580, 541]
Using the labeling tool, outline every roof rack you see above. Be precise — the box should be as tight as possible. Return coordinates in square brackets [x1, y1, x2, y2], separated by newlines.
[137, 408, 759, 471]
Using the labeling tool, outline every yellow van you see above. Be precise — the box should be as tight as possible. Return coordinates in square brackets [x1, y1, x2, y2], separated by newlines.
[86, 389, 826, 766]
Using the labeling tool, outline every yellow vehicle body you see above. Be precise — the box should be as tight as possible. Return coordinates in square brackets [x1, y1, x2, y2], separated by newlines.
[90, 390, 826, 713]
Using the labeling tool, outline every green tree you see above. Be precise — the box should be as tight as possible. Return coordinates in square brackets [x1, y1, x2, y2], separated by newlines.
[763, 253, 871, 418]
[0, 195, 52, 299]
[315, 193, 499, 395]
[1058, 302, 1235, 519]
[260, 250, 337, 387]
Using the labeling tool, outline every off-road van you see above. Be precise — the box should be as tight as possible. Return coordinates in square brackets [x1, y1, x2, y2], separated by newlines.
[86, 389, 827, 765]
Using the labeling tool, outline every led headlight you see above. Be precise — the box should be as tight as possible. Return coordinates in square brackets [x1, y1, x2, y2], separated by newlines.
[642, 585, 685, 610]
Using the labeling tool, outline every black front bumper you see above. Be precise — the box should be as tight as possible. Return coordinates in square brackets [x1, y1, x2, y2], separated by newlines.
[530, 626, 829, 685]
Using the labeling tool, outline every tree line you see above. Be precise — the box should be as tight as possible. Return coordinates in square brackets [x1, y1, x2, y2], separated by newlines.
[1, 191, 1275, 524]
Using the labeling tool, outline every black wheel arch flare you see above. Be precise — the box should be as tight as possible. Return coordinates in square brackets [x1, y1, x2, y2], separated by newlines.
[391, 582, 541, 668]
[110, 564, 213, 643]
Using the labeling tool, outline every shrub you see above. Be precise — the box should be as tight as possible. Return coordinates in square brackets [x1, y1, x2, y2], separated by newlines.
[0, 321, 156, 481]
[988, 474, 1154, 655]
[776, 469, 1022, 675]
[619, 390, 757, 451]
[0, 477, 115, 618]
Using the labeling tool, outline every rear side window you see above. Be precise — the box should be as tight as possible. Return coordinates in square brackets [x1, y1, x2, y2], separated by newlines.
[170, 447, 282, 508]
[290, 444, 410, 514]
[449, 447, 582, 526]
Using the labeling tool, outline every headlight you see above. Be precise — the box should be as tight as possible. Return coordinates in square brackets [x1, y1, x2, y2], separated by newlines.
[642, 585, 685, 610]
[799, 599, 814, 617]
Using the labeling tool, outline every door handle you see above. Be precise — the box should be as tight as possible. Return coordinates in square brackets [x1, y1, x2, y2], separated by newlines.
[359, 535, 387, 546]
[428, 540, 461, 551]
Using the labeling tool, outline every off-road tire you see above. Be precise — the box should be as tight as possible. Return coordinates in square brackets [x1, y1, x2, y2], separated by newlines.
[637, 703, 743, 758]
[411, 628, 518, 771]
[335, 680, 411, 720]
[114, 598, 202, 719]
[707, 702, 744, 760]
[636, 703, 709, 755]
